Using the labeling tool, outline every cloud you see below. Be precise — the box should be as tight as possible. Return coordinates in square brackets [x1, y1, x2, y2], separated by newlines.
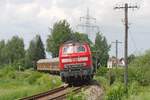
[0, 0, 149, 57]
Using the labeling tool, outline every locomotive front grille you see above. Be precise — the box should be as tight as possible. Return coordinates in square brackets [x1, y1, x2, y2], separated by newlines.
[64, 63, 85, 71]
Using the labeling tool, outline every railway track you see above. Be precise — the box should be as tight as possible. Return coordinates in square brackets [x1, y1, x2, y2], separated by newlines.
[19, 84, 86, 100]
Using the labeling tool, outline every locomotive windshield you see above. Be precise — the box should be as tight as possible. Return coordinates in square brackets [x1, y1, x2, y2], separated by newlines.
[77, 46, 85, 52]
[63, 45, 74, 54]
[63, 44, 86, 54]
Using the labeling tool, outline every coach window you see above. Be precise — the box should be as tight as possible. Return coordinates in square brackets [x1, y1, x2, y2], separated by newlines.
[77, 46, 85, 52]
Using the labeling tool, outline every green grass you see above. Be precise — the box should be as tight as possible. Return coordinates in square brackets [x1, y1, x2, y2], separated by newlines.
[0, 67, 62, 100]
[66, 87, 86, 100]
[126, 86, 150, 100]
[95, 66, 150, 100]
[127, 92, 150, 100]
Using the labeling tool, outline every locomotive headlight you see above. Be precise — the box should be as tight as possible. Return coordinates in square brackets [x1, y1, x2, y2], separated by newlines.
[62, 58, 72, 63]
[78, 57, 88, 61]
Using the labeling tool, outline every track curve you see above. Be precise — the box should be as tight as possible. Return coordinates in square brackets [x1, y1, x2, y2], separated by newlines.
[19, 84, 86, 100]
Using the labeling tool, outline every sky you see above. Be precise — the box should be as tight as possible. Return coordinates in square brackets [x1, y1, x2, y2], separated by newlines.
[0, 0, 149, 58]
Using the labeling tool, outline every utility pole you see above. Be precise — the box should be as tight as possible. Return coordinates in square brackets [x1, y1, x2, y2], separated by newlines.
[114, 3, 138, 92]
[77, 8, 99, 41]
[112, 40, 122, 67]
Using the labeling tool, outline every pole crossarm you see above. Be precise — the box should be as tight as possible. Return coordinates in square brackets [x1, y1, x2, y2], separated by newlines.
[114, 5, 138, 9]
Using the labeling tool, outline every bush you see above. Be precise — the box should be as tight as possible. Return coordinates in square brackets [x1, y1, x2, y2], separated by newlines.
[130, 67, 150, 86]
[127, 88, 150, 100]
[128, 50, 150, 86]
[128, 81, 140, 95]
[95, 76, 109, 91]
[96, 66, 108, 76]
[106, 68, 123, 85]
[0, 66, 16, 78]
[128, 65, 150, 86]
[106, 82, 126, 100]
[6, 71, 16, 79]
[36, 74, 51, 85]
[95, 50, 150, 100]
[25, 72, 42, 85]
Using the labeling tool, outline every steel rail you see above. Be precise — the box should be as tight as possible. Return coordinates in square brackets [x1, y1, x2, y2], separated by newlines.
[19, 85, 86, 100]
[19, 85, 69, 100]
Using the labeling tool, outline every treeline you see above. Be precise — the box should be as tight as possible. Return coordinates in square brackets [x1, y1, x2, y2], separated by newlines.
[0, 35, 45, 70]
[0, 20, 110, 69]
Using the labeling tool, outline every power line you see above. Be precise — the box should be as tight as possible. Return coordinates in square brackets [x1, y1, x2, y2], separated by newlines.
[77, 8, 99, 41]
[114, 3, 139, 93]
[129, 31, 138, 53]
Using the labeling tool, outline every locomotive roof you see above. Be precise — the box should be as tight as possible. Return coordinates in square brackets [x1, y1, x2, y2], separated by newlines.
[37, 58, 59, 63]
[63, 41, 87, 45]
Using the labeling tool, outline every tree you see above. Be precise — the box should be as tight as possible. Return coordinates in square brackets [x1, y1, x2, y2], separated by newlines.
[128, 54, 136, 64]
[36, 35, 45, 59]
[47, 20, 72, 57]
[0, 40, 6, 65]
[6, 36, 25, 65]
[72, 32, 93, 45]
[94, 32, 110, 67]
[25, 35, 45, 69]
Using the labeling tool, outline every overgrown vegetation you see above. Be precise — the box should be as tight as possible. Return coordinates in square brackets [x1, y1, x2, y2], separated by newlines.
[67, 88, 86, 100]
[95, 50, 150, 100]
[0, 66, 62, 100]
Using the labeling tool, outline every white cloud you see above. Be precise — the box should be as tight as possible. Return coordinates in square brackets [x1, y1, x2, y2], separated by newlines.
[0, 0, 149, 57]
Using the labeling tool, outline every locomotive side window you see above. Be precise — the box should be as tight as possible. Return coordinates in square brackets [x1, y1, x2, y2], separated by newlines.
[77, 46, 85, 52]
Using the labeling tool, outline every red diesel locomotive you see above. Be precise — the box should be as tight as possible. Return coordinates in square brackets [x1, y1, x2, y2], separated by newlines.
[59, 41, 94, 83]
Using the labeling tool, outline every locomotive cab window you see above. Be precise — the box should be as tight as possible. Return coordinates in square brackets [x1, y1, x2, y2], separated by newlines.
[63, 45, 74, 54]
[77, 46, 85, 52]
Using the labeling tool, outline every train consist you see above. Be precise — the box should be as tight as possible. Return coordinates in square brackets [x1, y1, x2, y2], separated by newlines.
[37, 41, 94, 83]
[37, 58, 59, 74]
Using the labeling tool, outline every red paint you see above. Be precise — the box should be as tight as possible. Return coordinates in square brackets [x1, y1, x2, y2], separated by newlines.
[59, 42, 92, 70]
